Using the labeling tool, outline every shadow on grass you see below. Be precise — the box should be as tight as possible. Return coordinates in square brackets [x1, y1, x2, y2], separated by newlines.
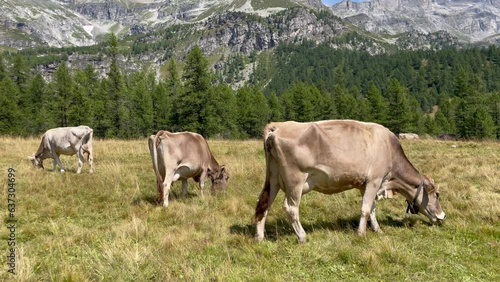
[230, 215, 416, 241]
[131, 191, 199, 206]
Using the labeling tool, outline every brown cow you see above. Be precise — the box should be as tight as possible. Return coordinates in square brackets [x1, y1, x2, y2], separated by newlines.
[148, 130, 229, 208]
[255, 120, 445, 243]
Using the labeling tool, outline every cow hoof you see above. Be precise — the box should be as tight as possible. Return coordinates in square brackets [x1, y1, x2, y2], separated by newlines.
[89, 170, 94, 174]
[254, 235, 264, 243]
[298, 236, 307, 244]
[162, 202, 169, 208]
[60, 169, 65, 173]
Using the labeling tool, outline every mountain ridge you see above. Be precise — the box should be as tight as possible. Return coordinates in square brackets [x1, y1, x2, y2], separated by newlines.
[329, 0, 500, 44]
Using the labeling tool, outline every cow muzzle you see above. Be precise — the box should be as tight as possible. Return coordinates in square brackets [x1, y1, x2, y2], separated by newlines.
[436, 212, 446, 224]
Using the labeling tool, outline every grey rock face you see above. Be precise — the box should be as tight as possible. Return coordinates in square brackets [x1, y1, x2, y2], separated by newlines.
[0, 0, 326, 49]
[330, 0, 500, 43]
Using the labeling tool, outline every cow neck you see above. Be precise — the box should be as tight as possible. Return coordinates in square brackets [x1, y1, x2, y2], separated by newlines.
[406, 176, 424, 214]
[208, 152, 220, 171]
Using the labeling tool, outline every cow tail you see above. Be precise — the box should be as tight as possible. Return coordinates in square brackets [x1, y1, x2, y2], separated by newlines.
[255, 126, 276, 222]
[34, 133, 47, 158]
[151, 131, 164, 203]
[255, 179, 270, 222]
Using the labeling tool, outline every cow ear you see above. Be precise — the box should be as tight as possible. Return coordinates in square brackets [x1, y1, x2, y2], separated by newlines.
[220, 165, 229, 178]
[424, 174, 435, 184]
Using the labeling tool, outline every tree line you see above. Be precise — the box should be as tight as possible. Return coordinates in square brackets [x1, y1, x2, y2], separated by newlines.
[0, 35, 499, 140]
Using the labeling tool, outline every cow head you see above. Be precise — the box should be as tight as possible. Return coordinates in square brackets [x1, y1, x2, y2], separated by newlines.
[208, 166, 229, 193]
[29, 154, 44, 169]
[417, 176, 445, 224]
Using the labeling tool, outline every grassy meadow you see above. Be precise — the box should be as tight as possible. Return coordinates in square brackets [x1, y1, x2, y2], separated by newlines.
[0, 137, 499, 281]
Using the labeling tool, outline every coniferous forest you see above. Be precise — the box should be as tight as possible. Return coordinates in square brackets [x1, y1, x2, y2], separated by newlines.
[0, 35, 499, 140]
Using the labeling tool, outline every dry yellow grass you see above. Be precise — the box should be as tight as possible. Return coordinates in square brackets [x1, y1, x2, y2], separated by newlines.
[0, 137, 499, 281]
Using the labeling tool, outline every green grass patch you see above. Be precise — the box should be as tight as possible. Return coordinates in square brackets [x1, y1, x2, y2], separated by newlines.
[0, 138, 498, 281]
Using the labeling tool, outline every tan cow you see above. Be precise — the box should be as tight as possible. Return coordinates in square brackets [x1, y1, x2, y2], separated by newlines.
[148, 130, 229, 208]
[255, 120, 445, 243]
[29, 126, 94, 173]
[398, 133, 420, 140]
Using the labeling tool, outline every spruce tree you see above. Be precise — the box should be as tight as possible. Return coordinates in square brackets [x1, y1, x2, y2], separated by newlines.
[174, 45, 210, 134]
[282, 83, 315, 122]
[236, 87, 269, 138]
[69, 69, 93, 127]
[387, 78, 412, 133]
[26, 73, 53, 135]
[93, 80, 112, 138]
[366, 84, 389, 125]
[0, 77, 20, 135]
[130, 70, 154, 137]
[106, 32, 127, 137]
[472, 107, 495, 139]
[267, 92, 284, 122]
[202, 84, 238, 138]
[0, 54, 7, 81]
[53, 62, 73, 127]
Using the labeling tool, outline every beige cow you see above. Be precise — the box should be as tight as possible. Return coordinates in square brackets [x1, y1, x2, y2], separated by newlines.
[255, 120, 445, 243]
[398, 133, 419, 140]
[29, 126, 94, 173]
[148, 130, 229, 208]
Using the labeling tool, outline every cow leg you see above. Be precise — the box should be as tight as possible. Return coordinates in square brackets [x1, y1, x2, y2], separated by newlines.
[358, 179, 382, 236]
[181, 179, 188, 198]
[283, 187, 306, 243]
[369, 202, 383, 233]
[76, 150, 84, 174]
[163, 179, 172, 208]
[52, 159, 57, 172]
[87, 145, 94, 173]
[255, 177, 280, 242]
[52, 153, 65, 173]
[199, 171, 207, 197]
[157, 169, 176, 208]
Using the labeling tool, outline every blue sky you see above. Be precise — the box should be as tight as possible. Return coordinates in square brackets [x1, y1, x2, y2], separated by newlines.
[322, 0, 366, 6]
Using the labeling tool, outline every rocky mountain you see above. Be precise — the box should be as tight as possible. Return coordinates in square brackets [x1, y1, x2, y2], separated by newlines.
[0, 0, 323, 49]
[2, 0, 500, 89]
[329, 0, 500, 44]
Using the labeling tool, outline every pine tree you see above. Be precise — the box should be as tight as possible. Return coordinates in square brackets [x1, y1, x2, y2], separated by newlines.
[174, 45, 210, 134]
[93, 80, 112, 138]
[26, 73, 53, 135]
[0, 77, 20, 135]
[387, 78, 412, 133]
[152, 81, 172, 131]
[490, 92, 500, 139]
[0, 54, 7, 81]
[106, 32, 127, 137]
[202, 84, 238, 138]
[130, 70, 154, 137]
[53, 62, 73, 127]
[267, 92, 284, 122]
[69, 69, 94, 127]
[282, 83, 315, 122]
[472, 107, 495, 139]
[236, 87, 270, 138]
[366, 84, 389, 125]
